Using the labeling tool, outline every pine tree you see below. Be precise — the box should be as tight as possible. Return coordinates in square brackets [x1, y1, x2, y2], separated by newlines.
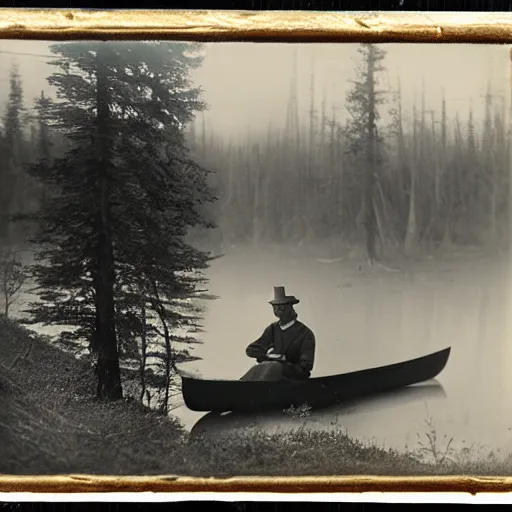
[4, 63, 25, 166]
[22, 41, 216, 404]
[0, 64, 26, 246]
[345, 43, 387, 263]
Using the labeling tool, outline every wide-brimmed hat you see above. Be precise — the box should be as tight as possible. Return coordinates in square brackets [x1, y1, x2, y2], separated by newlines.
[268, 286, 300, 306]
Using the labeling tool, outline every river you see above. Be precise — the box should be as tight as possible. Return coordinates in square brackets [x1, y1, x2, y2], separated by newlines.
[173, 245, 512, 456]
[9, 244, 512, 457]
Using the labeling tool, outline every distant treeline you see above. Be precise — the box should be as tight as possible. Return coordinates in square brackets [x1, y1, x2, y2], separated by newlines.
[189, 45, 511, 260]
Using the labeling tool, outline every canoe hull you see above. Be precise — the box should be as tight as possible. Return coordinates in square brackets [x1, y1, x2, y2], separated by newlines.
[189, 380, 447, 439]
[180, 347, 451, 413]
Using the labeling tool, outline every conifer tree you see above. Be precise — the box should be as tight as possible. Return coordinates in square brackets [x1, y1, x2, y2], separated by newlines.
[22, 41, 216, 403]
[0, 64, 25, 245]
[345, 44, 387, 262]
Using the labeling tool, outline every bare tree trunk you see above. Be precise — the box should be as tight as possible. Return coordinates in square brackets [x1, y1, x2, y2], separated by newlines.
[364, 45, 378, 264]
[160, 312, 172, 415]
[440, 94, 453, 248]
[252, 141, 263, 245]
[320, 87, 326, 185]
[3, 266, 8, 317]
[490, 150, 498, 246]
[419, 83, 426, 247]
[148, 278, 177, 415]
[482, 84, 496, 247]
[429, 111, 440, 213]
[95, 48, 123, 401]
[262, 131, 278, 243]
[328, 104, 343, 234]
[404, 102, 419, 257]
[335, 127, 344, 235]
[286, 51, 303, 242]
[395, 78, 407, 243]
[139, 303, 148, 405]
[308, 60, 316, 177]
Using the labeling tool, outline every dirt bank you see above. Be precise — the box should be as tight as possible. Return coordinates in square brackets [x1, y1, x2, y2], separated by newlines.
[1, 312, 511, 477]
[0, 315, 186, 475]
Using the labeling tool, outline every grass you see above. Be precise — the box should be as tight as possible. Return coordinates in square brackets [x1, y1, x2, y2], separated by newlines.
[0, 314, 187, 475]
[1, 313, 512, 477]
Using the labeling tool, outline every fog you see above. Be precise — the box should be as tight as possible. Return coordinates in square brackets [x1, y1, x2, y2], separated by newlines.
[3, 39, 512, 459]
[174, 248, 512, 455]
[0, 40, 509, 138]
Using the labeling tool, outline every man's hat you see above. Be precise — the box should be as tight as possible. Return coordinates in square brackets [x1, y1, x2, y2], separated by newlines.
[268, 286, 300, 306]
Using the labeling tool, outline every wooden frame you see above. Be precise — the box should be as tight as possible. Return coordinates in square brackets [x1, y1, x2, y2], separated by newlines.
[0, 10, 511, 43]
[0, 7, 512, 499]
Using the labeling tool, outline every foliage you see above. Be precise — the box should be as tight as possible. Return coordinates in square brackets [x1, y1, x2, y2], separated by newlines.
[189, 44, 510, 259]
[17, 41, 217, 406]
[5, 314, 512, 477]
[0, 248, 27, 317]
[0, 65, 25, 244]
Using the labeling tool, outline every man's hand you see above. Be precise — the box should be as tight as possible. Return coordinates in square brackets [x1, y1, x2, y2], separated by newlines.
[266, 347, 286, 362]
[267, 353, 285, 361]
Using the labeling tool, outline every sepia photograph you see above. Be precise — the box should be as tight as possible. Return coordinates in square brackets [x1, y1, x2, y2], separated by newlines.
[0, 34, 511, 480]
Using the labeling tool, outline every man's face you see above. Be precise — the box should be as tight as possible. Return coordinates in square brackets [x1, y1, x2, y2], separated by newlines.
[273, 303, 292, 320]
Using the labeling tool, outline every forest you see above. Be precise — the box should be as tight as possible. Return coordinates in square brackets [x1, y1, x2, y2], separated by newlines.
[189, 45, 511, 262]
[0, 42, 509, 416]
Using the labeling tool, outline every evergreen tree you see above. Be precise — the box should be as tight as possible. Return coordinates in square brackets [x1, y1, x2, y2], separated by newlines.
[184, 45, 509, 258]
[4, 63, 25, 165]
[0, 64, 25, 245]
[345, 44, 387, 262]
[34, 91, 53, 165]
[21, 41, 216, 404]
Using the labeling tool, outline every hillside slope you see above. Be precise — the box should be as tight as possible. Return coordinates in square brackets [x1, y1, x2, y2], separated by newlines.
[0, 315, 187, 475]
[3, 314, 500, 477]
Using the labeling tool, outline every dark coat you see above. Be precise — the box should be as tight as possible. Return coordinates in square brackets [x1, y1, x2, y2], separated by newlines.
[245, 320, 316, 380]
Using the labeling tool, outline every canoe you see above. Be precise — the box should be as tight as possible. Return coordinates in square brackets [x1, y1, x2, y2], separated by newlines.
[189, 380, 447, 439]
[180, 346, 451, 413]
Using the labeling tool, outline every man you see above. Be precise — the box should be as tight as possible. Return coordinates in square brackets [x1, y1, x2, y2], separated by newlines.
[240, 286, 316, 381]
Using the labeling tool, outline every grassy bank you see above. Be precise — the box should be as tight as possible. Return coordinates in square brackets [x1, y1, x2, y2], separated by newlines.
[0, 315, 510, 476]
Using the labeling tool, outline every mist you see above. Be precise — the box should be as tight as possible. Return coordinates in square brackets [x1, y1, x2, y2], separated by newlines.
[1, 39, 512, 467]
[0, 40, 508, 139]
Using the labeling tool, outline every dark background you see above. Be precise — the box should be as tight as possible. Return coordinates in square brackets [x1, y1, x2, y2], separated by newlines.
[0, 0, 509, 509]
[0, 0, 511, 12]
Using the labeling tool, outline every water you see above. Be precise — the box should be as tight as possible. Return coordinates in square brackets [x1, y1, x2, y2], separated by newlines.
[173, 246, 512, 455]
[10, 245, 512, 456]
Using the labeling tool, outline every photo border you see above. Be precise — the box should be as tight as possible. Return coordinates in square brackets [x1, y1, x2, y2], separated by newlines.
[1, 6, 512, 498]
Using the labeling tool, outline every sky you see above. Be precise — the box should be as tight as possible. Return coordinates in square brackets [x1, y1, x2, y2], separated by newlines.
[0, 40, 509, 142]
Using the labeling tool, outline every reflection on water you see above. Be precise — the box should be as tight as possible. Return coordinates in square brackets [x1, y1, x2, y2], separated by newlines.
[175, 249, 512, 453]
[10, 247, 512, 454]
[189, 380, 447, 447]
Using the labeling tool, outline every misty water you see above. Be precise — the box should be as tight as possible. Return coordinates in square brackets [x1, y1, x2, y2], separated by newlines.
[172, 245, 512, 456]
[10, 244, 512, 457]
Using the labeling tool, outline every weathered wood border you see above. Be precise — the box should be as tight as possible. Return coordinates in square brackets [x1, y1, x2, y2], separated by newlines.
[1, 474, 512, 493]
[0, 7, 511, 497]
[0, 9, 511, 43]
